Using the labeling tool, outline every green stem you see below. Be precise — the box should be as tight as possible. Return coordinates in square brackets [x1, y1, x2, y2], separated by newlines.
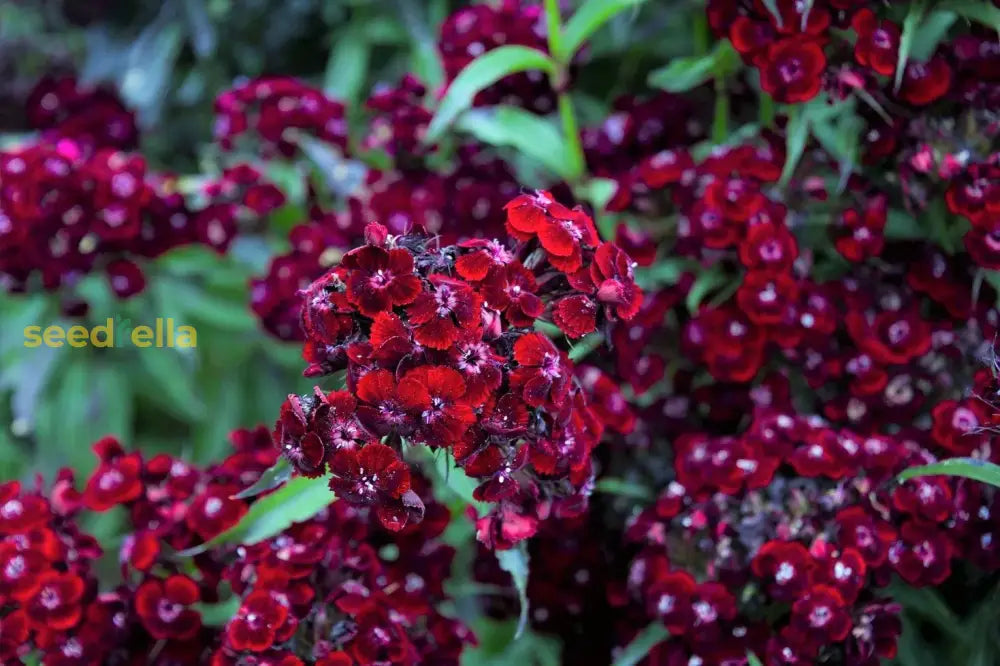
[712, 75, 729, 143]
[759, 91, 775, 128]
[542, 0, 563, 60]
[558, 93, 586, 182]
[693, 11, 710, 56]
[542, 0, 586, 184]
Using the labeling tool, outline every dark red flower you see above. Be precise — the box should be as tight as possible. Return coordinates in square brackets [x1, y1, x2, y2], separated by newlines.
[898, 57, 952, 106]
[25, 571, 85, 631]
[751, 540, 815, 602]
[851, 9, 900, 77]
[226, 590, 290, 652]
[355, 369, 429, 437]
[186, 485, 247, 541]
[509, 333, 572, 408]
[759, 38, 827, 103]
[407, 275, 482, 350]
[135, 575, 202, 640]
[83, 451, 143, 511]
[342, 246, 422, 318]
[401, 366, 476, 446]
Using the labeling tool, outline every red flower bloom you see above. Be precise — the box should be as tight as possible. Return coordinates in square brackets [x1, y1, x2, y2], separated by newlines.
[328, 443, 422, 531]
[455, 238, 515, 281]
[226, 590, 290, 652]
[760, 38, 827, 103]
[784, 584, 852, 647]
[355, 369, 428, 437]
[553, 295, 598, 339]
[851, 9, 900, 76]
[83, 450, 143, 511]
[647, 570, 696, 635]
[751, 540, 815, 602]
[25, 571, 85, 631]
[135, 575, 202, 640]
[509, 333, 572, 408]
[480, 262, 543, 327]
[186, 485, 247, 541]
[342, 245, 422, 318]
[898, 57, 952, 106]
[407, 275, 482, 350]
[401, 366, 476, 446]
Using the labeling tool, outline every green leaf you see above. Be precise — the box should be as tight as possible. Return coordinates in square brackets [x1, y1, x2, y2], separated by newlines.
[196, 596, 240, 626]
[180, 475, 336, 555]
[456, 106, 582, 181]
[747, 653, 764, 666]
[759, 0, 784, 29]
[685, 264, 731, 313]
[325, 31, 370, 103]
[557, 0, 647, 62]
[425, 46, 556, 142]
[937, 0, 1000, 30]
[636, 257, 697, 289]
[612, 623, 670, 666]
[910, 11, 958, 60]
[233, 458, 292, 499]
[568, 332, 605, 362]
[594, 477, 653, 502]
[895, 0, 928, 92]
[647, 41, 738, 93]
[898, 458, 1000, 488]
[136, 348, 205, 422]
[779, 104, 810, 188]
[886, 210, 924, 240]
[180, 0, 217, 58]
[496, 542, 531, 640]
[295, 133, 368, 198]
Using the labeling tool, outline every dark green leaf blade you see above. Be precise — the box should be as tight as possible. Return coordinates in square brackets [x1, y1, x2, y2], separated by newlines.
[456, 106, 580, 181]
[557, 0, 647, 62]
[496, 542, 531, 640]
[898, 458, 1000, 487]
[179, 475, 336, 556]
[612, 623, 670, 666]
[232, 458, 292, 499]
[425, 46, 556, 142]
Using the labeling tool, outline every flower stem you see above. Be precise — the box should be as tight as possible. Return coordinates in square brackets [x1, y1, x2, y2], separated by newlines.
[542, 0, 563, 60]
[542, 0, 586, 184]
[558, 92, 586, 182]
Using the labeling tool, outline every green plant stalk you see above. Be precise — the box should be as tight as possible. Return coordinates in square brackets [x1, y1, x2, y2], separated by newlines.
[558, 93, 586, 182]
[712, 76, 730, 143]
[759, 91, 775, 127]
[543, 0, 587, 185]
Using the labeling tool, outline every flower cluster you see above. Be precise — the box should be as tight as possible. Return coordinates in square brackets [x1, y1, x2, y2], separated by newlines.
[0, 131, 193, 300]
[214, 76, 350, 158]
[0, 429, 470, 665]
[272, 191, 643, 543]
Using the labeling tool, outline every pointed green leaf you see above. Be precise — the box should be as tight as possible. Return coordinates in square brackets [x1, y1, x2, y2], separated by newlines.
[425, 46, 556, 142]
[179, 475, 336, 556]
[232, 458, 292, 499]
[496, 542, 531, 640]
[648, 41, 738, 93]
[612, 623, 670, 666]
[895, 0, 928, 92]
[557, 0, 647, 62]
[456, 106, 581, 181]
[898, 458, 1000, 488]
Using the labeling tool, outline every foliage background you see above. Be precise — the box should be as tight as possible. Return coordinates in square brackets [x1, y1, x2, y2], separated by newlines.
[1, 0, 999, 664]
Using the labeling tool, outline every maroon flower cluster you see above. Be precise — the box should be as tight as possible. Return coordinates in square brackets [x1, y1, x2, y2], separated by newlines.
[0, 133, 192, 299]
[272, 191, 643, 544]
[438, 0, 556, 114]
[214, 76, 349, 158]
[0, 429, 470, 665]
[0, 75, 293, 303]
